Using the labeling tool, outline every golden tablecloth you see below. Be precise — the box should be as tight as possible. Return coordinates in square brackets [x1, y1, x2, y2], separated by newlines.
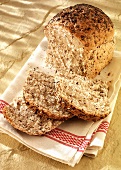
[0, 0, 121, 169]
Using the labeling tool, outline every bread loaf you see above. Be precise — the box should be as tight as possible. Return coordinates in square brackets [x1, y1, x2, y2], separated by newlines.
[23, 68, 73, 120]
[55, 73, 110, 121]
[3, 97, 63, 135]
[44, 4, 114, 78]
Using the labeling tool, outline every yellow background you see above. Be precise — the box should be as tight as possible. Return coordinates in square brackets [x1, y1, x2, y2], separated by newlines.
[0, 0, 121, 169]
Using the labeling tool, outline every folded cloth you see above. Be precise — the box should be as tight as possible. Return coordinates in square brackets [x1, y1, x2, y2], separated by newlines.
[0, 37, 121, 167]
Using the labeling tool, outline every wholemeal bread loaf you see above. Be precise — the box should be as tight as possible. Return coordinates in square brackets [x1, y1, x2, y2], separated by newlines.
[55, 73, 111, 121]
[44, 4, 114, 78]
[3, 97, 63, 135]
[23, 68, 73, 120]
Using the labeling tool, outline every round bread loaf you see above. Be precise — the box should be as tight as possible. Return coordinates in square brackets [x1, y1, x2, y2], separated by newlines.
[3, 97, 63, 135]
[44, 4, 114, 78]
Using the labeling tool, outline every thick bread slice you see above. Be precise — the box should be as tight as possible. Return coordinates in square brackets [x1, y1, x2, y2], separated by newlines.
[3, 97, 63, 135]
[44, 4, 114, 78]
[23, 68, 73, 120]
[55, 73, 111, 121]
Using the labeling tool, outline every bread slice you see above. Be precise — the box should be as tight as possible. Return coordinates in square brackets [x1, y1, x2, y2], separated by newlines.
[44, 4, 114, 78]
[23, 68, 73, 120]
[3, 97, 63, 135]
[55, 73, 111, 121]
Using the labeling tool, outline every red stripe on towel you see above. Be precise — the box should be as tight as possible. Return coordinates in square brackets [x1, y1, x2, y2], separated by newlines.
[0, 100, 9, 114]
[45, 121, 110, 151]
[55, 128, 85, 138]
[96, 121, 109, 134]
[45, 128, 87, 151]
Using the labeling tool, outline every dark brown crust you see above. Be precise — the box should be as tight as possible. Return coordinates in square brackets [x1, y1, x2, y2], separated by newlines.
[45, 4, 114, 49]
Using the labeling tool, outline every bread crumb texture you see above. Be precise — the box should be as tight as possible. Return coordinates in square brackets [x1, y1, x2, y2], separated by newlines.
[23, 68, 73, 120]
[3, 97, 63, 135]
[56, 72, 111, 121]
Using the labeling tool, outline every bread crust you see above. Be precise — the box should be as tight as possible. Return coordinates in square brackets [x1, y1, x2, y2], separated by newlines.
[44, 4, 114, 79]
[45, 4, 114, 50]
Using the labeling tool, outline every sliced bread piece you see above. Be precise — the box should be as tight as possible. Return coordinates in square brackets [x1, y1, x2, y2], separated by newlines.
[23, 68, 73, 120]
[55, 73, 111, 121]
[3, 97, 63, 135]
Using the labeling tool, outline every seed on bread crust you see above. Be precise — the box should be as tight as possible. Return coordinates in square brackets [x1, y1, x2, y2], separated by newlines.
[46, 4, 114, 48]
